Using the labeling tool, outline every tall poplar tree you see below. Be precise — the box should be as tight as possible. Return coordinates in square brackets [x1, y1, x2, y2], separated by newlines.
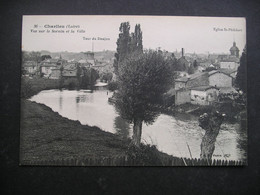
[113, 22, 143, 76]
[235, 46, 247, 93]
[113, 22, 131, 75]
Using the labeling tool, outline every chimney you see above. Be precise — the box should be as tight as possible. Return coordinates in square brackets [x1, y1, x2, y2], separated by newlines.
[182, 48, 184, 57]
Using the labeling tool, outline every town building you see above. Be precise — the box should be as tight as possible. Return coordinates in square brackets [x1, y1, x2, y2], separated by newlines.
[23, 61, 38, 75]
[230, 41, 240, 58]
[175, 72, 209, 90]
[62, 63, 78, 77]
[176, 48, 190, 71]
[218, 41, 240, 70]
[40, 58, 59, 77]
[208, 70, 233, 88]
[219, 61, 239, 70]
[190, 86, 219, 105]
[49, 67, 62, 79]
[175, 89, 191, 105]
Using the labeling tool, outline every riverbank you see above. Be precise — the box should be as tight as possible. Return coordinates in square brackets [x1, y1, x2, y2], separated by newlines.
[162, 102, 246, 122]
[21, 77, 62, 98]
[20, 99, 131, 163]
[20, 99, 174, 165]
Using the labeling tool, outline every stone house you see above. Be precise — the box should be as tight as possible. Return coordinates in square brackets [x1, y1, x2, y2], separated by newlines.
[62, 63, 78, 77]
[40, 63, 57, 77]
[49, 67, 61, 79]
[175, 72, 209, 90]
[23, 61, 37, 75]
[208, 70, 233, 88]
[40, 59, 60, 77]
[220, 61, 239, 70]
[190, 86, 219, 105]
[175, 89, 191, 105]
[174, 72, 209, 105]
[219, 69, 237, 79]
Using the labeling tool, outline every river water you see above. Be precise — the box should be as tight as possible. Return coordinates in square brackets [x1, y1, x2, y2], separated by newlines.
[30, 88, 247, 161]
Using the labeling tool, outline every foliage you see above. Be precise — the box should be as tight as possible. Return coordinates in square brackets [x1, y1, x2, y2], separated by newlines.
[100, 72, 113, 82]
[114, 51, 173, 124]
[129, 24, 143, 53]
[188, 63, 195, 74]
[107, 81, 118, 91]
[21, 77, 33, 99]
[41, 55, 52, 61]
[113, 22, 143, 76]
[193, 60, 198, 68]
[235, 46, 247, 93]
[113, 22, 131, 75]
[125, 144, 163, 166]
[21, 77, 61, 98]
[79, 67, 99, 89]
[22, 51, 41, 63]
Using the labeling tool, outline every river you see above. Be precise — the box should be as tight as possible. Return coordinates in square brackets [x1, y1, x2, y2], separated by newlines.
[30, 88, 247, 161]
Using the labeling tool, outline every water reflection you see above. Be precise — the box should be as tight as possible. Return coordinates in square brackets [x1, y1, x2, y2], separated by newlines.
[113, 116, 130, 139]
[59, 90, 63, 110]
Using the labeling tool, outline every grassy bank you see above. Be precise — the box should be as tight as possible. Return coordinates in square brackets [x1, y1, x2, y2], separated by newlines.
[20, 99, 129, 162]
[20, 99, 171, 165]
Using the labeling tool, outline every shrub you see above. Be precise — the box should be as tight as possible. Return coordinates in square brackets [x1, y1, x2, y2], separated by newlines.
[125, 144, 163, 166]
[108, 81, 118, 91]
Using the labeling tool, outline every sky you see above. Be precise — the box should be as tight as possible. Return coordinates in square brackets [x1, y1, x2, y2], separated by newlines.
[22, 15, 246, 54]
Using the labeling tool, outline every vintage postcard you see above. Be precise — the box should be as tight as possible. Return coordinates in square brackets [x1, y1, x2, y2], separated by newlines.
[20, 15, 247, 166]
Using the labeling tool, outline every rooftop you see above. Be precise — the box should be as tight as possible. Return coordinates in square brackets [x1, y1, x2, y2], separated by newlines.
[175, 72, 208, 82]
[23, 61, 37, 67]
[208, 70, 233, 77]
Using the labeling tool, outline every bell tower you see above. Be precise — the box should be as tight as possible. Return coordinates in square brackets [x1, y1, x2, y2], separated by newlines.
[230, 42, 239, 58]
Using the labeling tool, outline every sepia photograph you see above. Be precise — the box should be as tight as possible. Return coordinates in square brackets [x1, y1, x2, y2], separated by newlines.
[20, 15, 247, 166]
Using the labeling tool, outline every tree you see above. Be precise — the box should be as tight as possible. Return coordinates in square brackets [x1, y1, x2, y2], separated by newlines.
[129, 24, 143, 54]
[235, 46, 247, 93]
[199, 111, 225, 160]
[114, 51, 172, 147]
[193, 60, 198, 69]
[29, 51, 41, 63]
[41, 55, 52, 61]
[80, 67, 99, 89]
[113, 22, 131, 75]
[113, 22, 143, 76]
[188, 63, 195, 74]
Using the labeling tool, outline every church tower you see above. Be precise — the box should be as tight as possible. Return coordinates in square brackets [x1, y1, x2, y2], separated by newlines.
[230, 42, 240, 58]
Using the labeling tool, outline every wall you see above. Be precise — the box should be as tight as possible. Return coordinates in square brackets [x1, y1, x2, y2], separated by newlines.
[175, 89, 191, 105]
[220, 62, 239, 70]
[175, 81, 186, 90]
[191, 88, 219, 105]
[25, 66, 36, 74]
[49, 69, 61, 79]
[62, 69, 77, 77]
[191, 90, 207, 105]
[41, 66, 53, 75]
[209, 72, 232, 87]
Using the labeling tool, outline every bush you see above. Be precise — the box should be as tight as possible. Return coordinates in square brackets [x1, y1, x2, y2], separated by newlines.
[125, 144, 163, 166]
[21, 78, 34, 99]
[108, 81, 118, 91]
